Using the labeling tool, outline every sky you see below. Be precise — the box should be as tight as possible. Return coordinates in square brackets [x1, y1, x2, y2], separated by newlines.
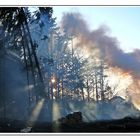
[53, 6, 140, 53]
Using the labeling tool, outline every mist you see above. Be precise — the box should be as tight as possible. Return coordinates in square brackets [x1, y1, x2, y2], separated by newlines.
[0, 49, 29, 121]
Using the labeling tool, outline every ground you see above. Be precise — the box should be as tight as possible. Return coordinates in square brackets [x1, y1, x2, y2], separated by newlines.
[1, 117, 140, 133]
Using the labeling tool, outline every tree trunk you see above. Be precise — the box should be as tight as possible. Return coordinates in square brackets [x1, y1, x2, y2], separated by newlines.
[21, 24, 36, 86]
[95, 70, 99, 102]
[81, 87, 84, 100]
[86, 79, 90, 102]
[22, 8, 44, 83]
[21, 29, 32, 113]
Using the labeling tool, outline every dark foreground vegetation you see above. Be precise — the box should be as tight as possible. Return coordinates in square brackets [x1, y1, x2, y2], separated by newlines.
[1, 114, 140, 133]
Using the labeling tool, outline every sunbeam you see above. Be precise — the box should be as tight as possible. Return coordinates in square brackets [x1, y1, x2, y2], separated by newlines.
[52, 101, 61, 132]
[27, 98, 45, 127]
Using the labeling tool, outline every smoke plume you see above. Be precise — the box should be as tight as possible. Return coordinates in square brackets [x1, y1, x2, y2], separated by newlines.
[61, 12, 140, 106]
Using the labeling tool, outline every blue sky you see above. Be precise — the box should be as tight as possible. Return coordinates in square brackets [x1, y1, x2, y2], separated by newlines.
[53, 6, 140, 53]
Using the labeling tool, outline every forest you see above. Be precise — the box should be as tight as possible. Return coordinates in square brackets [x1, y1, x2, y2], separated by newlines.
[1, 7, 140, 132]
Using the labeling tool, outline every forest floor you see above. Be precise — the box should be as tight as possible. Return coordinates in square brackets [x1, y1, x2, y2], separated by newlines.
[1, 117, 140, 133]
